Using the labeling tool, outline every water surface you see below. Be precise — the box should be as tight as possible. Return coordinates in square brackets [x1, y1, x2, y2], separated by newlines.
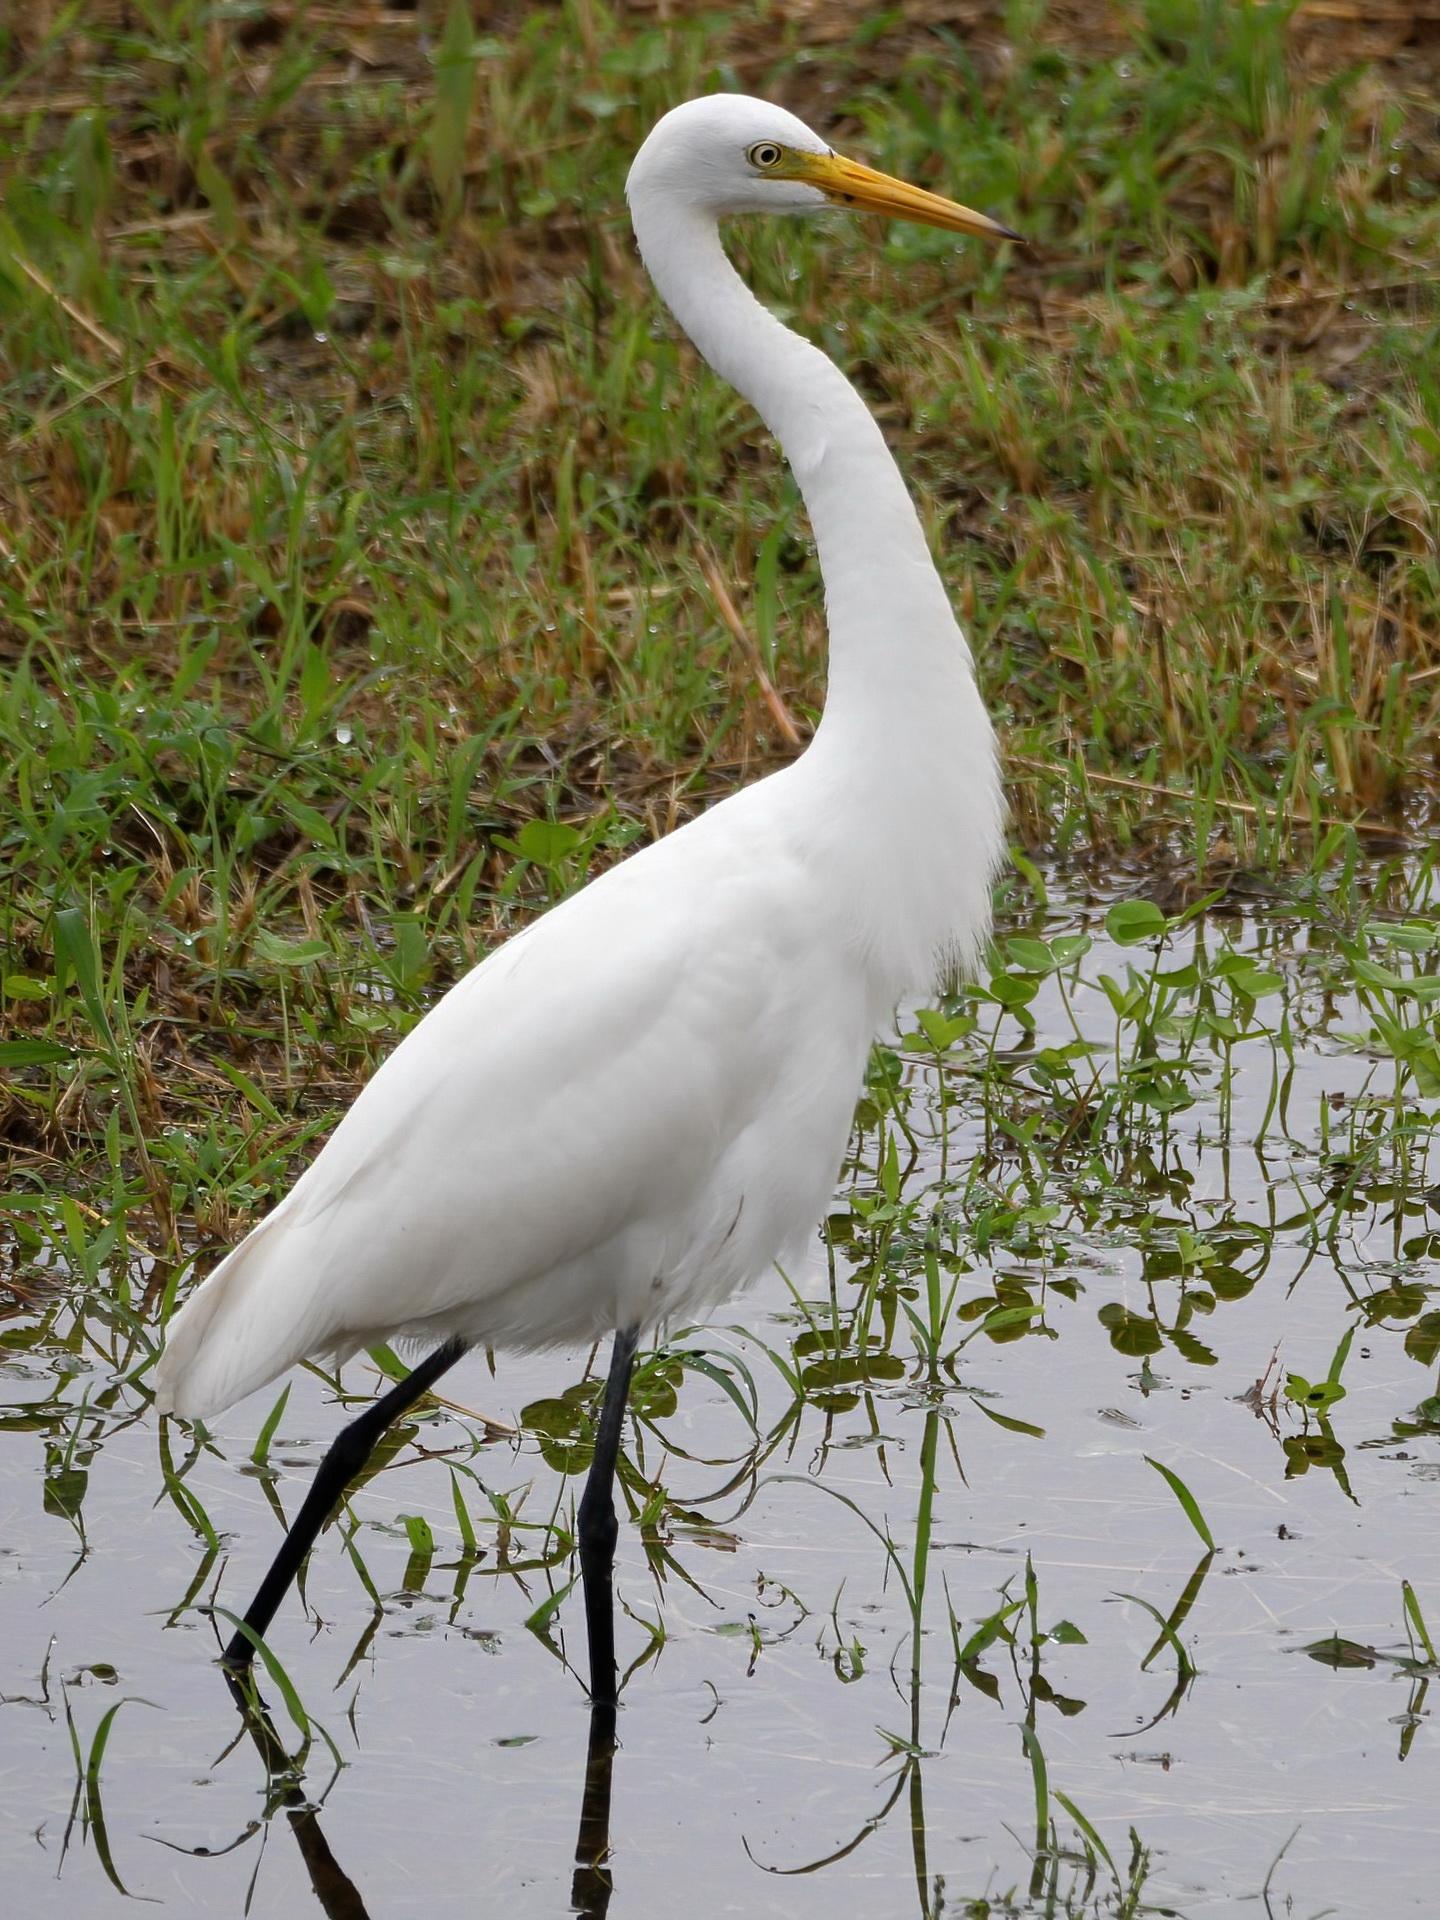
[3, 876, 1438, 1915]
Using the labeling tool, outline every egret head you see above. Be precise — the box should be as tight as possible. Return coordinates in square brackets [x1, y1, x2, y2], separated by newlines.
[626, 93, 1019, 244]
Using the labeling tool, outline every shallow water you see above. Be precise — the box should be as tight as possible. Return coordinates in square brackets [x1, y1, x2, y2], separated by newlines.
[3, 877, 1439, 1916]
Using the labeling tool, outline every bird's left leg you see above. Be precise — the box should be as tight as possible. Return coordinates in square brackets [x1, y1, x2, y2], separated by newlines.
[577, 1325, 639, 1706]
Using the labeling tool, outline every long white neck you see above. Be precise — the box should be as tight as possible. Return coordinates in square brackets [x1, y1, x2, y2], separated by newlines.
[628, 196, 979, 732]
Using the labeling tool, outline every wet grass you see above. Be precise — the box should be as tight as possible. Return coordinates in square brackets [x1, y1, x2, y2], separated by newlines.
[3, 3, 1440, 1232]
[2, 1, 1440, 1915]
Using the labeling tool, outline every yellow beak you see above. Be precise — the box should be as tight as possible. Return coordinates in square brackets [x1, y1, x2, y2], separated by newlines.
[790, 151, 1021, 245]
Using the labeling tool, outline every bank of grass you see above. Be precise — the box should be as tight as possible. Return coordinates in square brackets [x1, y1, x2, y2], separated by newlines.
[1, 0, 1438, 1225]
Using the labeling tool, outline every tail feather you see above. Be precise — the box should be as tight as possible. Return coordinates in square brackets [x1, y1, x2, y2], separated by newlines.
[153, 1209, 336, 1422]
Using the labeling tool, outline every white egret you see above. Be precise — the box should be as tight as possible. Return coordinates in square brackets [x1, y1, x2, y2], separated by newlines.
[153, 94, 1012, 1701]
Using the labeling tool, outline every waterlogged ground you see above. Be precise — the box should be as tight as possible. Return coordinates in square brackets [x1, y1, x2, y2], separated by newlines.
[4, 861, 1440, 1918]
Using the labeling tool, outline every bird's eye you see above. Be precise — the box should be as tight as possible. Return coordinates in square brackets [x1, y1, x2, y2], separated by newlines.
[747, 142, 784, 170]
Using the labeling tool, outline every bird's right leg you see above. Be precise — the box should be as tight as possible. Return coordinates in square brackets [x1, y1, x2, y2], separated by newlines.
[222, 1338, 466, 1671]
[577, 1326, 639, 1707]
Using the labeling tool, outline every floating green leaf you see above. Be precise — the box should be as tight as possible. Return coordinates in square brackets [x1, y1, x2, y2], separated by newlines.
[1105, 900, 1167, 946]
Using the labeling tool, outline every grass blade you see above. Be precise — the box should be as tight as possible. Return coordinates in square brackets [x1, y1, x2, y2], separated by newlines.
[1143, 1455, 1215, 1550]
[1402, 1580, 1438, 1666]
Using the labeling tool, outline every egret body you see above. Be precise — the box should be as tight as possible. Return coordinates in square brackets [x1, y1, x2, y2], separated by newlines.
[154, 94, 1010, 1699]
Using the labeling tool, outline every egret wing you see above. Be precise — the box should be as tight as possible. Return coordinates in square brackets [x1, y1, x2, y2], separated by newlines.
[154, 824, 814, 1418]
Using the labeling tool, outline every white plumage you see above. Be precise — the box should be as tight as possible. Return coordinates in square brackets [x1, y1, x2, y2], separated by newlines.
[153, 95, 1006, 1426]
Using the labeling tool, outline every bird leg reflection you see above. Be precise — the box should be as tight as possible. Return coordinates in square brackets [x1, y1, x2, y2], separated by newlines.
[222, 1339, 467, 1670]
[223, 1668, 373, 1920]
[577, 1326, 639, 1706]
[223, 1610, 624, 1920]
[570, 1695, 619, 1917]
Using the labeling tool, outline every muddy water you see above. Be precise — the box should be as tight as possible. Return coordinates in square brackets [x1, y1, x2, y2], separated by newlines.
[2, 887, 1438, 1916]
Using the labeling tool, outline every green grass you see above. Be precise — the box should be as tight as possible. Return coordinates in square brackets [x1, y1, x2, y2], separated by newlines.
[2, 0, 1438, 1238]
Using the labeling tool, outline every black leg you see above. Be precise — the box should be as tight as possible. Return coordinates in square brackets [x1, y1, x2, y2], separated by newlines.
[222, 1339, 466, 1671]
[577, 1326, 639, 1706]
